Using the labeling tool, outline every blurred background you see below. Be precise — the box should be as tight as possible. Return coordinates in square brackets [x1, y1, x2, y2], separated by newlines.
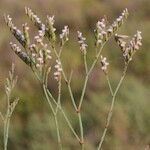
[0, 0, 150, 150]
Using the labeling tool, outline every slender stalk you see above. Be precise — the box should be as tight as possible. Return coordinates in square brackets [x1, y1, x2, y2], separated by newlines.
[42, 83, 80, 142]
[56, 78, 61, 114]
[66, 81, 78, 111]
[52, 46, 78, 111]
[52, 45, 84, 149]
[43, 84, 62, 149]
[4, 116, 10, 150]
[84, 54, 88, 74]
[76, 43, 106, 149]
[54, 115, 62, 150]
[61, 109, 80, 142]
[0, 112, 4, 122]
[78, 75, 88, 110]
[78, 43, 105, 110]
[97, 64, 128, 150]
[106, 75, 114, 96]
[43, 80, 81, 146]
[43, 84, 55, 114]
[78, 113, 84, 149]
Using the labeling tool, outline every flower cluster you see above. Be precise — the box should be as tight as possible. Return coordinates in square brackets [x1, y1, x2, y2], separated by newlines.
[10, 43, 31, 66]
[77, 31, 88, 54]
[29, 30, 52, 72]
[95, 8, 129, 47]
[34, 28, 45, 44]
[22, 23, 30, 48]
[5, 11, 53, 76]
[4, 15, 26, 47]
[54, 60, 62, 81]
[25, 7, 45, 31]
[46, 16, 56, 42]
[60, 26, 69, 45]
[100, 55, 109, 74]
[115, 31, 142, 63]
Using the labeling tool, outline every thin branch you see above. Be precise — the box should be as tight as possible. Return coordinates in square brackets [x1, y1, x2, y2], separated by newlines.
[44, 84, 80, 142]
[84, 54, 88, 74]
[55, 77, 62, 114]
[78, 43, 105, 110]
[0, 112, 4, 122]
[97, 64, 128, 150]
[54, 115, 62, 150]
[106, 75, 114, 96]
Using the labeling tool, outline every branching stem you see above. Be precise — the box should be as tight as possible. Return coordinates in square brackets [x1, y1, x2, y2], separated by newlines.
[97, 64, 128, 150]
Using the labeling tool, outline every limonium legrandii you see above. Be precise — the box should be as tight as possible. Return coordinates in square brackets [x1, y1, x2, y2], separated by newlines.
[4, 7, 142, 150]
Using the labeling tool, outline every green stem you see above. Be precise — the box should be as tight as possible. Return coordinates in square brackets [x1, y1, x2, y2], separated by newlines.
[54, 115, 62, 150]
[78, 75, 88, 110]
[52, 44, 85, 149]
[39, 76, 80, 142]
[4, 115, 10, 150]
[97, 65, 128, 150]
[52, 46, 78, 111]
[76, 43, 106, 149]
[106, 75, 114, 96]
[78, 113, 84, 149]
[56, 78, 61, 114]
[84, 54, 88, 74]
[43, 84, 55, 115]
[67, 81, 78, 111]
[44, 84, 80, 143]
[61, 109, 80, 142]
[43, 84, 63, 149]
[0, 112, 4, 122]
[78, 43, 105, 110]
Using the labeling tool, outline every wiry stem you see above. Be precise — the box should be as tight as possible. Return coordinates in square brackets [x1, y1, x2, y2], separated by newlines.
[106, 75, 114, 96]
[54, 115, 62, 150]
[78, 43, 105, 111]
[41, 76, 80, 143]
[52, 44, 85, 148]
[97, 64, 128, 150]
[55, 78, 62, 114]
[52, 45, 78, 111]
[42, 83, 62, 150]
[84, 54, 88, 74]
[4, 115, 10, 150]
[76, 43, 106, 149]
[0, 112, 4, 122]
[78, 113, 84, 149]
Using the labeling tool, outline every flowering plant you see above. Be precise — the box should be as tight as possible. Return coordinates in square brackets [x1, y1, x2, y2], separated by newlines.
[4, 8, 142, 150]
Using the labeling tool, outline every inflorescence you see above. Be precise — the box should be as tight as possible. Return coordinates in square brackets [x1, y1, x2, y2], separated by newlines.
[94, 9, 129, 48]
[5, 7, 142, 80]
[5, 7, 143, 150]
[115, 31, 142, 63]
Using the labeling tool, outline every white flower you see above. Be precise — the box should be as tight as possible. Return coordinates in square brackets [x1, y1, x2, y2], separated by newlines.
[77, 31, 88, 54]
[54, 59, 62, 81]
[60, 26, 69, 43]
[47, 16, 55, 25]
[96, 19, 106, 30]
[100, 55, 109, 72]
